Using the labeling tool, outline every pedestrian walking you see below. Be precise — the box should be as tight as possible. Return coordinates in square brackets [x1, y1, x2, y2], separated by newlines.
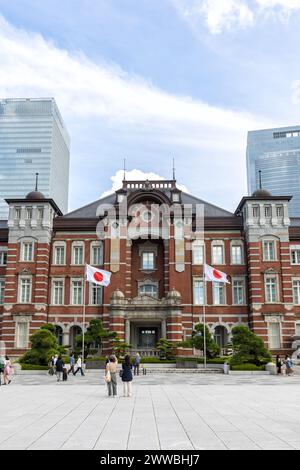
[0, 355, 5, 386]
[276, 355, 283, 375]
[133, 353, 140, 376]
[105, 355, 117, 397]
[68, 353, 75, 375]
[55, 356, 64, 382]
[48, 356, 55, 375]
[285, 355, 294, 376]
[3, 356, 12, 385]
[74, 355, 85, 376]
[62, 366, 68, 381]
[122, 354, 133, 397]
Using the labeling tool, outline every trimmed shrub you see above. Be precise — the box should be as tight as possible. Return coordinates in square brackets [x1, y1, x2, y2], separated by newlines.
[230, 363, 265, 371]
[230, 326, 272, 366]
[20, 364, 49, 370]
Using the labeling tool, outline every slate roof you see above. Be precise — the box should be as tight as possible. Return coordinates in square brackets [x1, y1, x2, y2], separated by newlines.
[63, 188, 234, 219]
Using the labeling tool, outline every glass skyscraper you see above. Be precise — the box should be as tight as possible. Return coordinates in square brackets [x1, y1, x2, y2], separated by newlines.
[247, 126, 300, 217]
[0, 98, 70, 219]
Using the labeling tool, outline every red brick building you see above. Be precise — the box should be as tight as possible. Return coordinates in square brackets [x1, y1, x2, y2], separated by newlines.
[1, 177, 300, 358]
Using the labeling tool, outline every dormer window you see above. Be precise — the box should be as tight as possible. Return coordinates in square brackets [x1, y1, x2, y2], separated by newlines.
[172, 192, 180, 202]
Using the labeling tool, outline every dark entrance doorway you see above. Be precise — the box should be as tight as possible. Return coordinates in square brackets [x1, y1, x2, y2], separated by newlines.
[138, 327, 158, 348]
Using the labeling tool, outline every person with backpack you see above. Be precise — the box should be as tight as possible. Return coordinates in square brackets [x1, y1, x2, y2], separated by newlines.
[55, 356, 64, 382]
[285, 355, 294, 376]
[133, 353, 140, 376]
[68, 353, 75, 375]
[121, 354, 133, 397]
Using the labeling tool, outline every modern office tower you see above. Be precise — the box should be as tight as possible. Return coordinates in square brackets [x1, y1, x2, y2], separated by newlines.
[247, 126, 300, 217]
[0, 98, 70, 218]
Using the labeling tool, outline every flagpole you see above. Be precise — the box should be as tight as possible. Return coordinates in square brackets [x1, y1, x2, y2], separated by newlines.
[82, 264, 87, 362]
[203, 246, 207, 370]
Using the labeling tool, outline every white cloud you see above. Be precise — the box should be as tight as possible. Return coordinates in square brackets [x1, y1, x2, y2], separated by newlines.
[0, 14, 266, 132]
[0, 14, 272, 211]
[101, 169, 189, 198]
[171, 0, 300, 34]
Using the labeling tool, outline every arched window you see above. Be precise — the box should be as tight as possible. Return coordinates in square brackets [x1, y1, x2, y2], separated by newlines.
[55, 325, 63, 346]
[214, 325, 228, 348]
[69, 325, 82, 349]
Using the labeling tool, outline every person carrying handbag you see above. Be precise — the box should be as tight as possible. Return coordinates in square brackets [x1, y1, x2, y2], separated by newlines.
[105, 355, 117, 397]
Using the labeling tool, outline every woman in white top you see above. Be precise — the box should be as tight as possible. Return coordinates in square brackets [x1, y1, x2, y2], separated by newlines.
[106, 355, 118, 397]
[3, 356, 12, 385]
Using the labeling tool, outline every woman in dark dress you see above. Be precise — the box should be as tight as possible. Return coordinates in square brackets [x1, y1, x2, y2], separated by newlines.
[276, 355, 282, 375]
[122, 354, 133, 397]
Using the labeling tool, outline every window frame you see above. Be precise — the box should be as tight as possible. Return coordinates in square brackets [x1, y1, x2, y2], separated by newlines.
[230, 242, 244, 265]
[72, 242, 85, 266]
[141, 251, 155, 271]
[192, 241, 204, 265]
[52, 278, 64, 305]
[267, 321, 281, 350]
[53, 243, 66, 265]
[263, 239, 276, 261]
[71, 278, 84, 305]
[15, 322, 29, 349]
[21, 241, 34, 262]
[264, 274, 279, 304]
[19, 276, 32, 304]
[213, 281, 226, 305]
[211, 241, 225, 265]
[232, 278, 245, 305]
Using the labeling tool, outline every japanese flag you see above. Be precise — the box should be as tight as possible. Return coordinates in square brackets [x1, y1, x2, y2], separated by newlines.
[86, 264, 112, 286]
[204, 263, 230, 284]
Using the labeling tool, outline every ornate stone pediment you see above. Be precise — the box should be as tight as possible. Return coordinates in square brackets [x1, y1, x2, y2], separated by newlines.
[130, 295, 161, 306]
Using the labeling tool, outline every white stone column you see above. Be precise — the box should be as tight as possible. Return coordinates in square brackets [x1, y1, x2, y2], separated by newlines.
[63, 332, 70, 346]
[162, 319, 167, 339]
[125, 319, 130, 344]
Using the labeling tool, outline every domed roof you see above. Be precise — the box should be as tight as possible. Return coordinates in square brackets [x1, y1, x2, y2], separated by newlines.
[167, 288, 181, 299]
[252, 188, 272, 198]
[26, 190, 46, 200]
[110, 289, 125, 300]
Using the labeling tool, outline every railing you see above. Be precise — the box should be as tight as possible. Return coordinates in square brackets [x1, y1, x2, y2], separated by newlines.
[129, 349, 159, 357]
[122, 180, 176, 190]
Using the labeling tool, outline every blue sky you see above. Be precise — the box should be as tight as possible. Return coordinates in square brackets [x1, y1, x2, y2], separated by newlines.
[0, 0, 300, 212]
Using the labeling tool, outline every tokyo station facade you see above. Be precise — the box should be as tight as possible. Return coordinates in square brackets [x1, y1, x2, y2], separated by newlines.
[1, 175, 300, 358]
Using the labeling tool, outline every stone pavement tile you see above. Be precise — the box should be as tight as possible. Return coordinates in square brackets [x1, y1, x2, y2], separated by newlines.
[216, 432, 261, 450]
[150, 387, 194, 450]
[93, 395, 136, 450]
[161, 387, 227, 450]
[127, 387, 160, 450]
[0, 388, 98, 449]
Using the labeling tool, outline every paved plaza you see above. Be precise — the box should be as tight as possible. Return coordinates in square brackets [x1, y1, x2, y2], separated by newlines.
[1, 372, 300, 450]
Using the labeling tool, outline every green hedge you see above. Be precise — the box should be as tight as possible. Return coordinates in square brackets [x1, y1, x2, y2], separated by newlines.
[197, 357, 230, 364]
[140, 357, 176, 364]
[230, 363, 265, 371]
[20, 364, 49, 370]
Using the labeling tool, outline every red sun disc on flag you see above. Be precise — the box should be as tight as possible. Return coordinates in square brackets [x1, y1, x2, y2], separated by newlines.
[213, 269, 222, 279]
[93, 271, 103, 282]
